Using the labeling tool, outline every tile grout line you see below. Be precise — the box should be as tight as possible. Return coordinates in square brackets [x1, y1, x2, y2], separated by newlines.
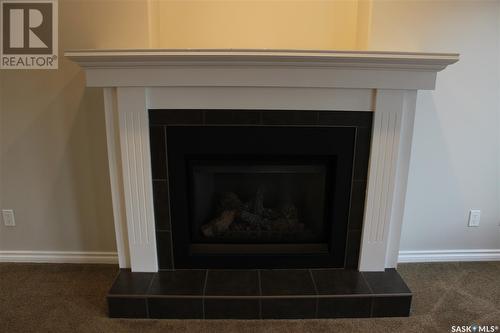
[146, 273, 156, 318]
[163, 125, 175, 270]
[309, 269, 319, 319]
[107, 269, 123, 296]
[146, 273, 156, 294]
[144, 297, 150, 318]
[107, 293, 411, 299]
[360, 272, 374, 294]
[360, 272, 375, 317]
[156, 123, 370, 129]
[202, 269, 209, 319]
[343, 126, 358, 268]
[258, 270, 262, 319]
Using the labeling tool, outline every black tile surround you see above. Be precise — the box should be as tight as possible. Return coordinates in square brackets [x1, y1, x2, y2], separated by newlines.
[108, 268, 412, 319]
[149, 110, 373, 270]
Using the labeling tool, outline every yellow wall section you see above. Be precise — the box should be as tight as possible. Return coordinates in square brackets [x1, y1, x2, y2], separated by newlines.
[152, 0, 362, 50]
[62, 0, 150, 49]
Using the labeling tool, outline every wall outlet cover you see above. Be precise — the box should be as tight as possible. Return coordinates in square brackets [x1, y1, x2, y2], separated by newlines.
[2, 209, 16, 227]
[468, 209, 481, 227]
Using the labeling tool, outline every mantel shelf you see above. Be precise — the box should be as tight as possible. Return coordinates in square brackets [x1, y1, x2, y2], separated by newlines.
[65, 48, 459, 71]
[65, 49, 459, 90]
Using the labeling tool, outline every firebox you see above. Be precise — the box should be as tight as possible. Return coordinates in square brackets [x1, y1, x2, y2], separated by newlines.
[149, 110, 372, 269]
[190, 160, 331, 250]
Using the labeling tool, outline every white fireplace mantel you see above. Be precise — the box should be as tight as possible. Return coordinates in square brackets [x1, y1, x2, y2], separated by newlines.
[66, 49, 458, 272]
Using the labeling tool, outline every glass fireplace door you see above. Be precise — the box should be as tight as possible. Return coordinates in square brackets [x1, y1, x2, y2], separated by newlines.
[189, 161, 332, 254]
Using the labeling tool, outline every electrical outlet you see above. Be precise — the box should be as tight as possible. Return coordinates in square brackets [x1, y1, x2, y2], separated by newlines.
[468, 209, 481, 227]
[2, 209, 16, 226]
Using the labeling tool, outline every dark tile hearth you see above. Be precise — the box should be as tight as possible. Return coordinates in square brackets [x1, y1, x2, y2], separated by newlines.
[311, 269, 371, 295]
[108, 270, 154, 295]
[205, 270, 259, 296]
[260, 269, 316, 296]
[262, 298, 317, 319]
[362, 268, 412, 294]
[205, 298, 260, 319]
[148, 297, 203, 319]
[317, 297, 372, 318]
[149, 270, 206, 296]
[107, 268, 412, 319]
[371, 296, 412, 317]
[108, 297, 148, 319]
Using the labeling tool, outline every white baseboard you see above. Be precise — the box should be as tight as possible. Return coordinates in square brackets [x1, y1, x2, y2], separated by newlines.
[398, 249, 500, 263]
[1, 249, 499, 265]
[0, 251, 119, 264]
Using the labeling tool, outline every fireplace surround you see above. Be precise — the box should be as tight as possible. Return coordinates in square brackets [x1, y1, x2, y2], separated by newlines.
[150, 110, 371, 269]
[66, 49, 458, 318]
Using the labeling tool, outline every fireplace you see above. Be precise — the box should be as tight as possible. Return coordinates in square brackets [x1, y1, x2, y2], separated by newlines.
[66, 49, 458, 319]
[150, 110, 372, 269]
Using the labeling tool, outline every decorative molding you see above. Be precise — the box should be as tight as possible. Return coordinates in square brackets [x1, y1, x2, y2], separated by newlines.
[117, 87, 158, 272]
[0, 251, 118, 264]
[359, 90, 409, 271]
[398, 249, 500, 263]
[385, 90, 417, 268]
[103, 88, 130, 268]
[65, 49, 458, 89]
[65, 49, 459, 70]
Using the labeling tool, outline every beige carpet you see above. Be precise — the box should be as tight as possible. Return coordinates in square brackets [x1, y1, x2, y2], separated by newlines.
[0, 262, 499, 332]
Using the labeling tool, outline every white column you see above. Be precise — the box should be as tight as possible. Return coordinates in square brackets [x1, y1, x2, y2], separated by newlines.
[103, 88, 130, 268]
[359, 89, 417, 271]
[385, 91, 417, 268]
[116, 87, 158, 272]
